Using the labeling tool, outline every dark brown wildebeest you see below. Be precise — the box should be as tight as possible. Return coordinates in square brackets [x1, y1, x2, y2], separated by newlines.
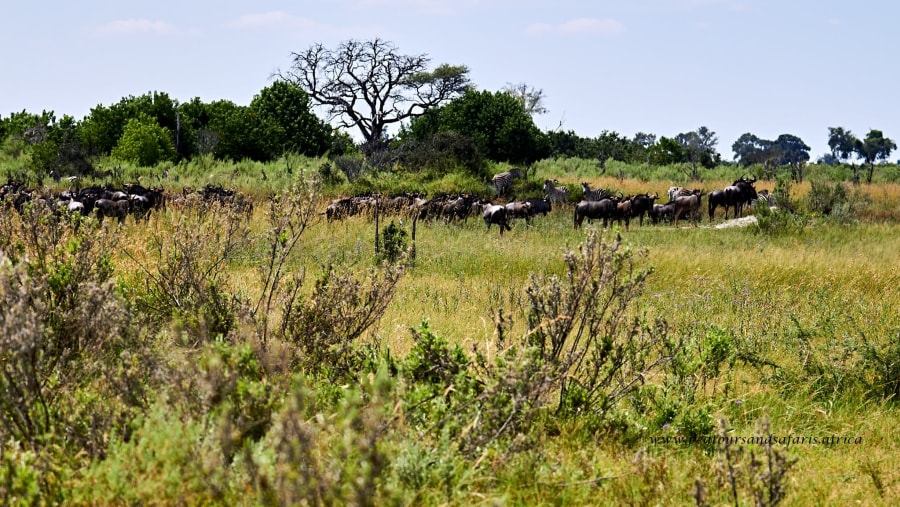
[630, 192, 659, 226]
[708, 176, 758, 220]
[649, 202, 676, 224]
[524, 197, 552, 217]
[574, 197, 619, 229]
[94, 198, 130, 224]
[614, 196, 634, 230]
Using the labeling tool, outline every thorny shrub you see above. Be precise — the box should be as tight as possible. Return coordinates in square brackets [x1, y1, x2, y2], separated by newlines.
[522, 229, 663, 417]
[0, 207, 144, 450]
[279, 261, 406, 381]
[127, 200, 250, 343]
[694, 417, 796, 507]
[246, 369, 396, 506]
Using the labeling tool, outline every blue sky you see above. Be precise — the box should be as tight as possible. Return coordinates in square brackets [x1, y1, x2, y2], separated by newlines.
[2, 0, 897, 160]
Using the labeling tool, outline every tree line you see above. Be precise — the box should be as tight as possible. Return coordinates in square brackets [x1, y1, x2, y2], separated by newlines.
[0, 38, 895, 184]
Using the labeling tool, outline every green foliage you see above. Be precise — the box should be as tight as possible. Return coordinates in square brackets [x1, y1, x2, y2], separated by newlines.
[126, 200, 249, 341]
[280, 262, 406, 381]
[522, 229, 657, 417]
[248, 80, 333, 159]
[111, 113, 177, 166]
[247, 368, 397, 506]
[406, 89, 550, 165]
[71, 403, 223, 504]
[377, 220, 408, 264]
[201, 340, 276, 459]
[805, 179, 870, 222]
[396, 130, 488, 180]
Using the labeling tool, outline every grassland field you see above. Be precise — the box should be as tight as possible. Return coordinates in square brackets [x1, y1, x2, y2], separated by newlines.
[3, 158, 900, 505]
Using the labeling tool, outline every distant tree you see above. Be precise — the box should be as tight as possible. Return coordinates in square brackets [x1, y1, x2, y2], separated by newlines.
[248, 80, 333, 159]
[405, 89, 550, 166]
[632, 132, 657, 164]
[546, 129, 614, 160]
[111, 113, 176, 167]
[772, 134, 810, 182]
[827, 127, 858, 163]
[80, 92, 179, 158]
[855, 129, 897, 183]
[203, 100, 258, 161]
[502, 82, 548, 116]
[279, 38, 471, 154]
[648, 136, 684, 166]
[732, 133, 782, 179]
[595, 130, 632, 166]
[676, 126, 720, 179]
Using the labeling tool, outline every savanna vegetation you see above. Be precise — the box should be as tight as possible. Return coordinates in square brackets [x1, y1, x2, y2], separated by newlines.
[2, 37, 899, 506]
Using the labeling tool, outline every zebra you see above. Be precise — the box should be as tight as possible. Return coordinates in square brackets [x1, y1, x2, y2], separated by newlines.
[543, 179, 570, 205]
[581, 182, 607, 201]
[667, 186, 694, 202]
[492, 168, 524, 196]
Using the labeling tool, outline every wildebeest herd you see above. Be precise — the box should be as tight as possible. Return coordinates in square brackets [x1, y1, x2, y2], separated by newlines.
[323, 174, 768, 236]
[1, 171, 766, 239]
[0, 180, 251, 223]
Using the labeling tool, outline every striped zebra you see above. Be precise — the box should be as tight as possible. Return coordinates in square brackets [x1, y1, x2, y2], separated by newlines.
[543, 179, 570, 205]
[492, 168, 524, 196]
[581, 182, 607, 201]
[667, 186, 693, 202]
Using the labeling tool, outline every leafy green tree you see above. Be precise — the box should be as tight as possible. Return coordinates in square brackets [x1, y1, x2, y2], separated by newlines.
[204, 100, 256, 161]
[732, 133, 782, 179]
[595, 130, 632, 166]
[279, 38, 470, 153]
[632, 132, 657, 164]
[676, 126, 720, 179]
[110, 113, 176, 166]
[827, 127, 858, 164]
[248, 80, 332, 159]
[772, 134, 810, 182]
[547, 130, 599, 159]
[406, 89, 550, 166]
[648, 136, 684, 166]
[855, 129, 897, 183]
[80, 92, 180, 158]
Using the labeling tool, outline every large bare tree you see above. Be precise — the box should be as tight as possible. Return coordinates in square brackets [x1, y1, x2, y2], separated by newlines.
[278, 38, 470, 152]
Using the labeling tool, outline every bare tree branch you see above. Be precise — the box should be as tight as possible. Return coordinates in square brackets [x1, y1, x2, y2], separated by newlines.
[277, 38, 470, 148]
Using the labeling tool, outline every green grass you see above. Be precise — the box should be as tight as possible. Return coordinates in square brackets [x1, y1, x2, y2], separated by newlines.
[2, 156, 900, 505]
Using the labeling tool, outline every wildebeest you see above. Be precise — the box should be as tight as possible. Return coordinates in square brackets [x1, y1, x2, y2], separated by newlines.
[649, 202, 676, 224]
[543, 180, 570, 205]
[673, 190, 704, 227]
[524, 197, 552, 217]
[324, 197, 358, 221]
[708, 176, 758, 220]
[574, 197, 619, 229]
[482, 204, 512, 235]
[614, 196, 634, 230]
[94, 198, 130, 223]
[505, 201, 533, 224]
[629, 192, 659, 226]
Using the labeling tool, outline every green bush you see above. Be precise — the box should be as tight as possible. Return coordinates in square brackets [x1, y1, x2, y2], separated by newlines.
[111, 113, 177, 167]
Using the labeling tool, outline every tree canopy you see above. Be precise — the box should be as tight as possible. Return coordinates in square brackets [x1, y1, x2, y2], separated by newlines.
[279, 38, 471, 153]
[404, 89, 550, 166]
